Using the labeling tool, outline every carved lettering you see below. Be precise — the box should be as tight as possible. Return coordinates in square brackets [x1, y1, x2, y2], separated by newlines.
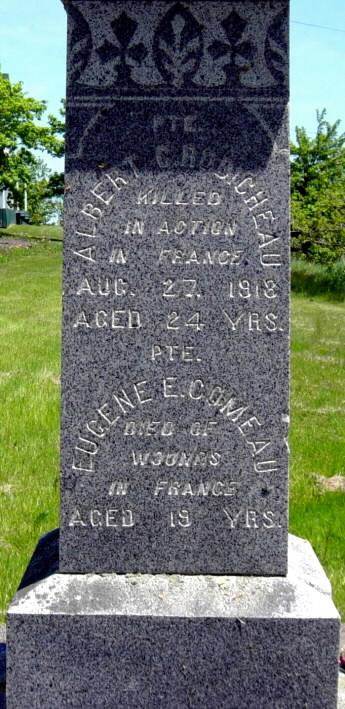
[137, 189, 222, 207]
[68, 509, 135, 528]
[159, 248, 243, 267]
[222, 311, 283, 333]
[152, 344, 202, 363]
[108, 481, 129, 497]
[223, 509, 279, 529]
[170, 510, 192, 528]
[154, 480, 237, 497]
[131, 450, 222, 468]
[73, 310, 142, 330]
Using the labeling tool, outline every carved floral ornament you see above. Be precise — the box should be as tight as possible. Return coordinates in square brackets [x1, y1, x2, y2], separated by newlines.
[68, 2, 288, 93]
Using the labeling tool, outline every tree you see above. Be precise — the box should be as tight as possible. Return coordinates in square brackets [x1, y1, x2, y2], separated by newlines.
[45, 170, 65, 198]
[25, 159, 63, 225]
[291, 110, 345, 263]
[0, 74, 64, 206]
[44, 101, 65, 199]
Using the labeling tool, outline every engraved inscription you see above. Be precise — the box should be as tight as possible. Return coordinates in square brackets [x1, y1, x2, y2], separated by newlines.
[73, 310, 142, 330]
[158, 221, 237, 237]
[151, 344, 202, 363]
[170, 510, 192, 528]
[158, 248, 243, 266]
[215, 170, 283, 267]
[162, 279, 201, 299]
[228, 280, 279, 300]
[137, 189, 222, 206]
[77, 277, 132, 297]
[69, 508, 135, 528]
[71, 377, 279, 482]
[223, 508, 279, 529]
[154, 480, 237, 497]
[61, 0, 289, 574]
[222, 310, 283, 333]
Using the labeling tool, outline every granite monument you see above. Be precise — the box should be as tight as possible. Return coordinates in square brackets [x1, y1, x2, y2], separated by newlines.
[60, 0, 290, 575]
[6, 1, 340, 706]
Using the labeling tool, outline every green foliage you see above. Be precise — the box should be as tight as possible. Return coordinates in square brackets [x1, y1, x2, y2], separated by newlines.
[291, 258, 345, 300]
[45, 171, 64, 198]
[44, 101, 65, 199]
[25, 160, 63, 225]
[0, 74, 64, 205]
[291, 109, 345, 263]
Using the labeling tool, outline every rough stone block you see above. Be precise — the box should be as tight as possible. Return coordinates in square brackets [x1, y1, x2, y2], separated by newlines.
[6, 534, 340, 708]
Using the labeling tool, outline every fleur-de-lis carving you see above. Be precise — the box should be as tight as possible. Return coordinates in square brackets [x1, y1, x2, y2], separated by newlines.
[153, 3, 203, 88]
[69, 4, 92, 84]
[265, 9, 288, 86]
[96, 12, 147, 84]
[208, 11, 254, 86]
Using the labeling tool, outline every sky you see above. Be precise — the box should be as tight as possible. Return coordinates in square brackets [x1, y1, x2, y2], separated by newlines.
[1, 0, 345, 171]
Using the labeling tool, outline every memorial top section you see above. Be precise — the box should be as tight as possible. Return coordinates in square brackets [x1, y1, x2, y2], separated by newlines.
[62, 0, 288, 100]
[60, 0, 290, 575]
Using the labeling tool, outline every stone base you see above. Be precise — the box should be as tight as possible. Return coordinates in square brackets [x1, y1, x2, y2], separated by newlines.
[7, 533, 340, 708]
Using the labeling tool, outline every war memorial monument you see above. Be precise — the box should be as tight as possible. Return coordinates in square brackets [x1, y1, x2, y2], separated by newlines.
[6, 0, 340, 705]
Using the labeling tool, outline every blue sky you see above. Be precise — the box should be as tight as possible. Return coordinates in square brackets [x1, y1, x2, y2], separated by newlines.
[1, 0, 345, 170]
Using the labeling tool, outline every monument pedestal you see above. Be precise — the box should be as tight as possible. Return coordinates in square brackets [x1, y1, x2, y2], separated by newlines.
[7, 534, 339, 708]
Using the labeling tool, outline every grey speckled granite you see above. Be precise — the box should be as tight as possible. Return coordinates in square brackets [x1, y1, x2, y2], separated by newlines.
[6, 535, 340, 708]
[59, 0, 290, 575]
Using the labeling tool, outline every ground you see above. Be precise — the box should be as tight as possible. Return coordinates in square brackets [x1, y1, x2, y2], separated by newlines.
[0, 224, 63, 243]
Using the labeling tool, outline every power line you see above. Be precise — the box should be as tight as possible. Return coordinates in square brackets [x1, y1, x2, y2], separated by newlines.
[292, 20, 345, 34]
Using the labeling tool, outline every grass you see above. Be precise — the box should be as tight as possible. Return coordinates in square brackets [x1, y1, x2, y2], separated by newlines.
[292, 258, 345, 301]
[0, 224, 63, 241]
[0, 243, 61, 620]
[290, 295, 345, 616]
[0, 243, 344, 620]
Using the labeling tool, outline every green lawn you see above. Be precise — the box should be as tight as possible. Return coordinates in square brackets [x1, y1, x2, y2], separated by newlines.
[290, 296, 345, 614]
[0, 243, 344, 621]
[0, 224, 63, 241]
[0, 243, 61, 619]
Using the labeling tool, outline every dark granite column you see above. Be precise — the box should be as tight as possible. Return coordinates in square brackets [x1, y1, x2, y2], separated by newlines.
[59, 0, 290, 575]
